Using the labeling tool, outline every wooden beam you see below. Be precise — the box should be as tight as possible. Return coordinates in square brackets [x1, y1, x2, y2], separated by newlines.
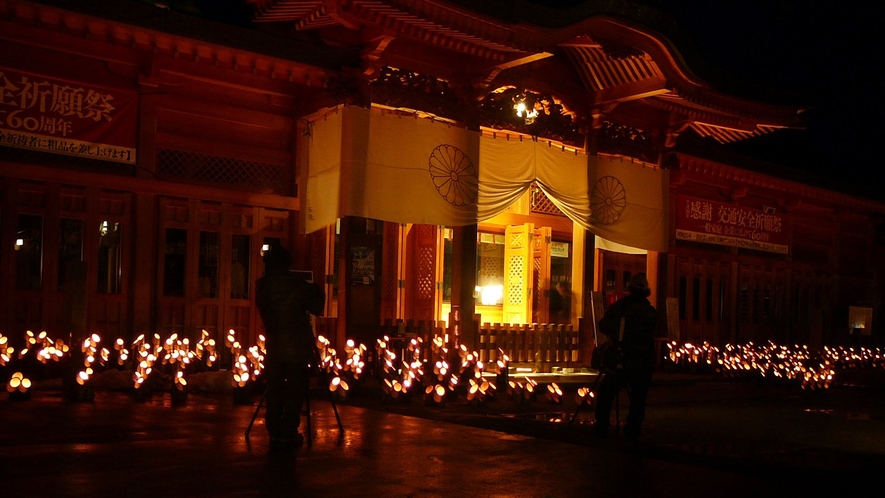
[473, 52, 554, 91]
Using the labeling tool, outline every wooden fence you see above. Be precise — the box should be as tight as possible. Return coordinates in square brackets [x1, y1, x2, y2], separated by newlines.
[379, 319, 448, 364]
[477, 322, 581, 371]
[313, 317, 583, 372]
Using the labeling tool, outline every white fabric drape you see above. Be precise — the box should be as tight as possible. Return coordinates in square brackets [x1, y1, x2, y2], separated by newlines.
[596, 236, 647, 255]
[305, 108, 344, 234]
[585, 154, 668, 252]
[477, 134, 667, 251]
[477, 133, 590, 224]
[307, 106, 480, 232]
[306, 106, 668, 252]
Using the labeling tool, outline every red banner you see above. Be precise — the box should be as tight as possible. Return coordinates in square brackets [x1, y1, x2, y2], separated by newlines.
[675, 195, 790, 254]
[0, 67, 137, 164]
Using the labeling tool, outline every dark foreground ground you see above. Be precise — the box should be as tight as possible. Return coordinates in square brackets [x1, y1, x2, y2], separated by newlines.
[2, 368, 884, 497]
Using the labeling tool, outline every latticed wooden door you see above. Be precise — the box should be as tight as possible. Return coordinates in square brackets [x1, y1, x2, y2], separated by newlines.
[156, 198, 287, 357]
[406, 224, 441, 322]
[1, 180, 132, 341]
[532, 226, 552, 324]
[503, 223, 533, 324]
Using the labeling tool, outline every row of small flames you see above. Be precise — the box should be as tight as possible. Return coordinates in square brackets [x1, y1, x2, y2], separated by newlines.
[666, 341, 885, 390]
[0, 328, 368, 398]
[3, 329, 884, 402]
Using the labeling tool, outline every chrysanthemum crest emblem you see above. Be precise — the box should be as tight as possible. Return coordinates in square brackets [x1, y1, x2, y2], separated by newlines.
[591, 175, 626, 225]
[428, 144, 478, 206]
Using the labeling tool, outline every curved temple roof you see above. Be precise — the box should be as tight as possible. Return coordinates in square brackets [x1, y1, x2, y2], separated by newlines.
[249, 0, 805, 144]
[6, 0, 805, 147]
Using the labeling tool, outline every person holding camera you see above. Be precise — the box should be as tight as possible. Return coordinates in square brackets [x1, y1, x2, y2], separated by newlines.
[593, 274, 658, 439]
[256, 245, 325, 449]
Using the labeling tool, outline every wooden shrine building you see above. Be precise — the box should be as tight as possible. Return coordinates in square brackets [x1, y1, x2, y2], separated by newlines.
[1, 0, 883, 371]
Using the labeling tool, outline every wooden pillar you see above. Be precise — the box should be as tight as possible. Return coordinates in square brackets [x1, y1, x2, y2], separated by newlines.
[450, 224, 477, 350]
[0, 178, 12, 332]
[131, 193, 157, 341]
[136, 93, 159, 179]
[729, 260, 739, 344]
[647, 250, 668, 336]
[581, 229, 597, 366]
[67, 262, 88, 340]
[571, 222, 586, 326]
[336, 219, 349, 348]
[340, 216, 382, 349]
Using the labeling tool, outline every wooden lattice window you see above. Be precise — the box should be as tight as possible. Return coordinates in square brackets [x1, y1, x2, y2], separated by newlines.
[417, 246, 435, 299]
[480, 253, 502, 282]
[157, 148, 291, 194]
[508, 255, 524, 305]
[530, 184, 565, 216]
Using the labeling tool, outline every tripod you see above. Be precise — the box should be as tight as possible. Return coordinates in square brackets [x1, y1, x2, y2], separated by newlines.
[305, 341, 345, 445]
[572, 367, 630, 435]
[575, 317, 629, 432]
[244, 342, 345, 444]
[568, 370, 604, 425]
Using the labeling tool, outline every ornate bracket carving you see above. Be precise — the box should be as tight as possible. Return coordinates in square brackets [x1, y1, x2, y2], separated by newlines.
[478, 87, 583, 147]
[595, 121, 656, 163]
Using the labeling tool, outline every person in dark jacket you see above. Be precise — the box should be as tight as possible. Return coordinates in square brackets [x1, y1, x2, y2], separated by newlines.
[256, 244, 325, 449]
[593, 273, 658, 438]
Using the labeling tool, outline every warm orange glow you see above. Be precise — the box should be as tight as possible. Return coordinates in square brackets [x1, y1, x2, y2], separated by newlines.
[8, 375, 21, 390]
[666, 340, 845, 389]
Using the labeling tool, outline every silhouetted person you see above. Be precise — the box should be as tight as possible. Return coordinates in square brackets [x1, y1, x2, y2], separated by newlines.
[549, 281, 571, 324]
[256, 245, 324, 449]
[593, 274, 658, 438]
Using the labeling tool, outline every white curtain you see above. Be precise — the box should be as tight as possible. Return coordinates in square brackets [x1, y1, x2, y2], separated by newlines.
[478, 134, 668, 252]
[477, 133, 590, 224]
[306, 106, 668, 252]
[307, 106, 480, 232]
[305, 108, 344, 234]
[585, 154, 668, 252]
[596, 236, 647, 255]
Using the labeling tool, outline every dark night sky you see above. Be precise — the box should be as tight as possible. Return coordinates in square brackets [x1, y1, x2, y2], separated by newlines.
[650, 1, 885, 202]
[531, 0, 885, 202]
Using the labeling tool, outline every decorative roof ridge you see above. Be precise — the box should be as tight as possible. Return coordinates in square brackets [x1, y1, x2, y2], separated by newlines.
[649, 92, 804, 130]
[663, 85, 805, 126]
[378, 0, 538, 53]
[434, 1, 808, 120]
[6, 0, 357, 84]
[672, 137, 885, 212]
[355, 1, 808, 123]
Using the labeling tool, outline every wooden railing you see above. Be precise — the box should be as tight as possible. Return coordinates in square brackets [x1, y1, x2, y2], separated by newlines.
[477, 322, 581, 371]
[316, 317, 583, 373]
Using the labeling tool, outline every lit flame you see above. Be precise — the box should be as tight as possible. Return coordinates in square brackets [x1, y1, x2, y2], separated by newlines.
[7, 372, 31, 393]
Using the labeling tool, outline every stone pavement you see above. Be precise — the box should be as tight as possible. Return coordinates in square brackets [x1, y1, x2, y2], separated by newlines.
[2, 369, 884, 497]
[345, 370, 885, 476]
